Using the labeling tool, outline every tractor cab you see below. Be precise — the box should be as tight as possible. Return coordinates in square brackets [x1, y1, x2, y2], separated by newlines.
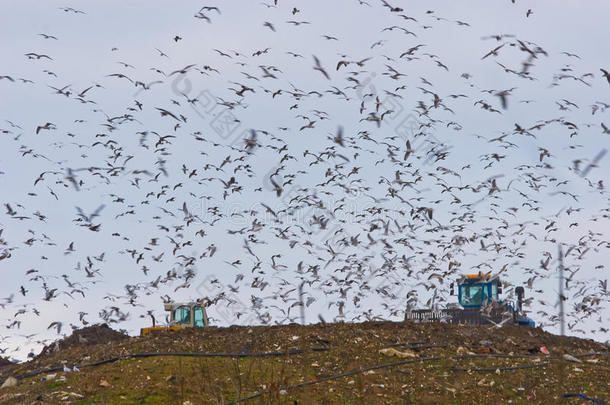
[140, 300, 210, 336]
[407, 272, 534, 327]
[165, 301, 209, 328]
[452, 273, 502, 309]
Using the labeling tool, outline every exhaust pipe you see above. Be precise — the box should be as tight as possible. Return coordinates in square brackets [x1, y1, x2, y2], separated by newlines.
[515, 286, 524, 314]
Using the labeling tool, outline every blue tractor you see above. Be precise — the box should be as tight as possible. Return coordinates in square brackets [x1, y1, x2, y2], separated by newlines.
[406, 272, 535, 327]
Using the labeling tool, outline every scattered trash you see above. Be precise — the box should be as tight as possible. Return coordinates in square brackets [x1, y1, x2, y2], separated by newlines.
[456, 346, 475, 355]
[563, 393, 608, 405]
[562, 354, 582, 363]
[99, 380, 110, 387]
[62, 392, 84, 399]
[379, 347, 417, 358]
[540, 346, 549, 355]
[1, 377, 18, 389]
[477, 378, 495, 387]
[505, 338, 517, 346]
[165, 375, 176, 383]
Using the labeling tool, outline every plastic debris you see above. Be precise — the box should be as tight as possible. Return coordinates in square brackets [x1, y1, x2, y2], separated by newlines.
[0, 377, 17, 389]
[563, 393, 608, 405]
[379, 347, 417, 358]
[562, 353, 582, 363]
[99, 380, 110, 387]
[477, 378, 495, 387]
[456, 346, 475, 355]
[540, 346, 549, 355]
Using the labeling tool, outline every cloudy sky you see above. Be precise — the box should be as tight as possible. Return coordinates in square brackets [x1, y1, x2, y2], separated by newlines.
[1, 0, 609, 361]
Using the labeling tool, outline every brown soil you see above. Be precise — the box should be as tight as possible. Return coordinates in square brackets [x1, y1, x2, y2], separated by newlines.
[1, 321, 608, 404]
[37, 324, 129, 358]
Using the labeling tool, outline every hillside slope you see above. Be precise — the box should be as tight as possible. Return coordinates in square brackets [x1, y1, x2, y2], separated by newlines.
[1, 322, 609, 404]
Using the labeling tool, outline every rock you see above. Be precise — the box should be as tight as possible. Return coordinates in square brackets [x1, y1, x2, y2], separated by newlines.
[1, 377, 17, 389]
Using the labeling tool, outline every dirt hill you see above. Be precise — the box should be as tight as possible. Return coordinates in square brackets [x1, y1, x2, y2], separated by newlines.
[1, 321, 608, 404]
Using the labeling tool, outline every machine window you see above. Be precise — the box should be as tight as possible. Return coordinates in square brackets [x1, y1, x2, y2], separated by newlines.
[491, 282, 498, 300]
[461, 285, 483, 306]
[194, 306, 204, 327]
[173, 306, 191, 324]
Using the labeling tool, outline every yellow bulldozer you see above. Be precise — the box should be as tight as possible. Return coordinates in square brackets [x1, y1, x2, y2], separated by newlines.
[140, 300, 210, 336]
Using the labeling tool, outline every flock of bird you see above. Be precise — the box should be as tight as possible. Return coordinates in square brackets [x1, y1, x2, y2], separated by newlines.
[1, 1, 609, 360]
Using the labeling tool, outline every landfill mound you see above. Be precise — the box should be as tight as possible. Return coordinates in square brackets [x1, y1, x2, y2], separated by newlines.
[38, 323, 129, 357]
[2, 321, 609, 404]
[0, 358, 13, 367]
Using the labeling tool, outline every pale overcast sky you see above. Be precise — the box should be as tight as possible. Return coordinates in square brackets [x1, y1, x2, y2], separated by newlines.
[1, 0, 609, 360]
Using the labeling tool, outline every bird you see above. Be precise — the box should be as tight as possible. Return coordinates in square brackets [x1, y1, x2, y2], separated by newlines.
[312, 55, 330, 79]
[601, 68, 610, 84]
[35, 122, 56, 134]
[38, 33, 58, 40]
[481, 44, 505, 60]
[24, 52, 53, 60]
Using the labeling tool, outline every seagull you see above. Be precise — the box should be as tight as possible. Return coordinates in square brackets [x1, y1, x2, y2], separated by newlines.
[312, 56, 330, 79]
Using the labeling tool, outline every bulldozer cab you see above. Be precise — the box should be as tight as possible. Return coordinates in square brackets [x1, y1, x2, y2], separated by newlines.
[140, 300, 210, 336]
[454, 273, 501, 309]
[165, 301, 209, 328]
